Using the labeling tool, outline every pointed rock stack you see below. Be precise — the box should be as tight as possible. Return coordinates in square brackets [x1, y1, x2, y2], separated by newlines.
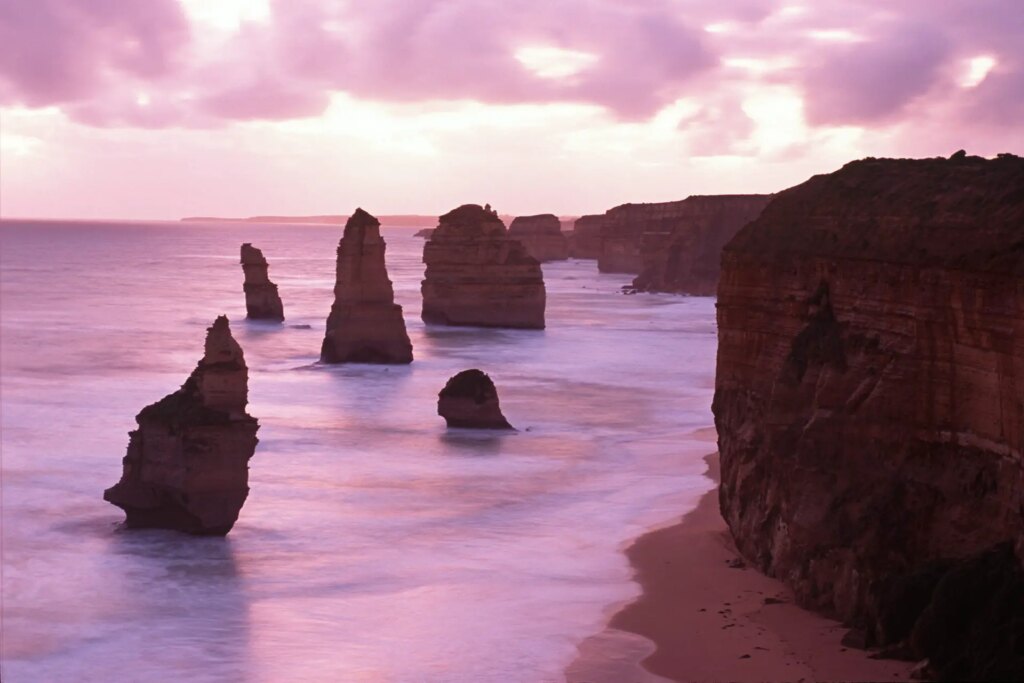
[104, 316, 259, 535]
[321, 208, 413, 364]
[240, 243, 284, 321]
[438, 369, 513, 429]
[508, 214, 569, 262]
[421, 204, 546, 329]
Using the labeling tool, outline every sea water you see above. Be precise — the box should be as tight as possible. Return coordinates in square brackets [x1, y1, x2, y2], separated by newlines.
[0, 219, 716, 682]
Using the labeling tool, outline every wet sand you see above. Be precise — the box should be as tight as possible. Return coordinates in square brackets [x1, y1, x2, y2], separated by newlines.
[568, 446, 913, 683]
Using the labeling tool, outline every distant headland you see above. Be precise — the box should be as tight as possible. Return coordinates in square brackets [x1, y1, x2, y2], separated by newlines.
[180, 214, 443, 226]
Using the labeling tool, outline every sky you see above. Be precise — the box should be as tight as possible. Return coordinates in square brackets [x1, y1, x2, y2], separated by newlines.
[1, 0, 1021, 220]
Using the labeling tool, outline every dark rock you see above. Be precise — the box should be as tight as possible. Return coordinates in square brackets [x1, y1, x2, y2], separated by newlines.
[104, 316, 259, 535]
[240, 243, 284, 321]
[438, 369, 513, 430]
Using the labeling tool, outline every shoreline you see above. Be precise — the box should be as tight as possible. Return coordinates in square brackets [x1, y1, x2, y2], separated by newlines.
[567, 450, 914, 683]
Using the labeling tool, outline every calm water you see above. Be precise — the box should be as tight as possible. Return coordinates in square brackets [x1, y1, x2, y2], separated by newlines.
[0, 219, 716, 682]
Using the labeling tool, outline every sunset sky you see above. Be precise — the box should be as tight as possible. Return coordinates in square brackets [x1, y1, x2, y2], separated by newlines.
[1, 0, 1021, 219]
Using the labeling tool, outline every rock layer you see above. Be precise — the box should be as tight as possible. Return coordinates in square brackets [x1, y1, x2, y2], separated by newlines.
[321, 208, 413, 364]
[438, 369, 513, 429]
[421, 204, 546, 329]
[599, 201, 698, 274]
[713, 153, 1024, 680]
[240, 243, 284, 321]
[104, 316, 259, 535]
[568, 214, 606, 260]
[631, 195, 770, 295]
[508, 214, 569, 262]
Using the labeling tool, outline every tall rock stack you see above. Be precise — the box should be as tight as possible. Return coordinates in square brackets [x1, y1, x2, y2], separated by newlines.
[421, 204, 546, 329]
[508, 214, 569, 262]
[240, 243, 284, 321]
[569, 214, 606, 260]
[631, 195, 771, 295]
[321, 208, 413, 364]
[104, 316, 259, 535]
[713, 153, 1024, 680]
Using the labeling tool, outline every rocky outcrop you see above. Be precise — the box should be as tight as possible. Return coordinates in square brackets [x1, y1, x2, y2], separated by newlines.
[508, 214, 569, 262]
[598, 201, 697, 273]
[438, 369, 513, 429]
[630, 195, 770, 295]
[414, 228, 434, 238]
[713, 153, 1024, 680]
[240, 243, 284, 321]
[104, 316, 259, 535]
[569, 214, 606, 260]
[421, 204, 546, 329]
[321, 208, 413, 364]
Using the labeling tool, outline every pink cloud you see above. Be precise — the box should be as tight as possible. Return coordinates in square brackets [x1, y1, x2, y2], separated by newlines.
[0, 0, 1020, 145]
[0, 0, 189, 106]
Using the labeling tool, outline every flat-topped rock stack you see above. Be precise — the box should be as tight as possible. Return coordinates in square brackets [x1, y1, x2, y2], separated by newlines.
[104, 316, 259, 535]
[508, 214, 569, 262]
[713, 152, 1024, 681]
[421, 204, 546, 329]
[321, 208, 413, 364]
[240, 243, 284, 321]
[567, 214, 606, 260]
[631, 194, 771, 295]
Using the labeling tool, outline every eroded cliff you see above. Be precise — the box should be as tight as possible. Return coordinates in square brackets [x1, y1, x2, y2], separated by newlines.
[713, 153, 1024, 680]
[631, 194, 770, 295]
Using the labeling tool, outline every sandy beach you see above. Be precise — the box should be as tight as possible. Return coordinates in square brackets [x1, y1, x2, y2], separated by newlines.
[568, 441, 914, 683]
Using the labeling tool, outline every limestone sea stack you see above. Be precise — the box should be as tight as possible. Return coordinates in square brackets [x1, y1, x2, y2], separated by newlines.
[421, 204, 546, 329]
[630, 195, 770, 295]
[240, 243, 284, 321]
[508, 214, 569, 262]
[104, 316, 259, 535]
[569, 214, 606, 260]
[713, 153, 1024, 680]
[321, 208, 413, 364]
[438, 369, 513, 429]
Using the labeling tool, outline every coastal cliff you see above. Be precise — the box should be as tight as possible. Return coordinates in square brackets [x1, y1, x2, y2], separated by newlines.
[713, 153, 1024, 680]
[422, 204, 546, 329]
[631, 195, 770, 295]
[104, 316, 259, 535]
[599, 200, 698, 274]
[321, 208, 413, 364]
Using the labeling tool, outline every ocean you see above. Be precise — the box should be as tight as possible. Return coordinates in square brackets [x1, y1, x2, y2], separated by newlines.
[0, 219, 716, 682]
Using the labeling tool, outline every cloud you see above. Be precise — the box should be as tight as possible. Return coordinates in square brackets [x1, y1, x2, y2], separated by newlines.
[0, 0, 189, 106]
[0, 0, 1020, 149]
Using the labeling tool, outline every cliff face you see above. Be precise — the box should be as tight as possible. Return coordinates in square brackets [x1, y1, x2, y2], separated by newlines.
[240, 243, 284, 321]
[321, 208, 413, 364]
[569, 214, 606, 259]
[631, 195, 770, 295]
[508, 214, 569, 262]
[599, 200, 696, 274]
[104, 316, 259, 535]
[421, 204, 546, 329]
[713, 153, 1024, 680]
